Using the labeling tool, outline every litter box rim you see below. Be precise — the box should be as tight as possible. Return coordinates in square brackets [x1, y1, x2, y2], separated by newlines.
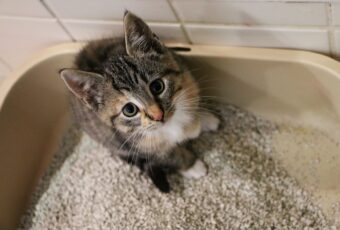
[1, 42, 339, 112]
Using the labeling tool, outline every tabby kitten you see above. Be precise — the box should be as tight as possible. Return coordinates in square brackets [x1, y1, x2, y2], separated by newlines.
[60, 11, 220, 192]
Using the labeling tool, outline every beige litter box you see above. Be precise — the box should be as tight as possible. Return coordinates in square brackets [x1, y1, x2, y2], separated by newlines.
[1, 43, 340, 229]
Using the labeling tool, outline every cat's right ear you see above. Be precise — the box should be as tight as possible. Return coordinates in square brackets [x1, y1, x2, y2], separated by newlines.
[60, 69, 105, 110]
[123, 11, 164, 57]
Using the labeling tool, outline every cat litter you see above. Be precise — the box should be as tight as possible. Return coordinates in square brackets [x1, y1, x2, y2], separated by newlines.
[19, 103, 333, 229]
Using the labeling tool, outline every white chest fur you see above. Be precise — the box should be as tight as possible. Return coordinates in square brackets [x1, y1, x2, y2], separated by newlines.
[161, 105, 200, 144]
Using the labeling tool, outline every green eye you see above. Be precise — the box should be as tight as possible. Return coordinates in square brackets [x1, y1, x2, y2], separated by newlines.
[122, 103, 139, 117]
[150, 79, 165, 95]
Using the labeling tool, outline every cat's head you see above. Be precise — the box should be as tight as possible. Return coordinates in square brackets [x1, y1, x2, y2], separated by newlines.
[60, 11, 199, 139]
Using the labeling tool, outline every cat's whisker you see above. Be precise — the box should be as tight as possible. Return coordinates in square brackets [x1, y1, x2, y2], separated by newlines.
[117, 130, 141, 153]
[139, 129, 154, 175]
[199, 95, 225, 100]
[108, 128, 120, 143]
[129, 136, 140, 166]
[145, 133, 153, 175]
[176, 101, 221, 116]
[184, 67, 203, 73]
[193, 75, 225, 86]
[130, 128, 148, 165]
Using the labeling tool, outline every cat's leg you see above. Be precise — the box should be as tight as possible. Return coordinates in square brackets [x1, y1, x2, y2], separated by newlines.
[120, 154, 171, 193]
[180, 159, 207, 179]
[169, 146, 207, 179]
[200, 112, 220, 132]
[145, 163, 171, 193]
[119, 154, 147, 172]
[185, 117, 202, 140]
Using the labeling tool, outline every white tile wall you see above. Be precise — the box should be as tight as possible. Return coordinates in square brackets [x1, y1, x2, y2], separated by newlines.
[173, 1, 328, 26]
[335, 30, 340, 57]
[332, 3, 340, 25]
[62, 19, 187, 43]
[0, 0, 52, 18]
[0, 0, 339, 81]
[186, 24, 330, 53]
[0, 17, 71, 68]
[45, 0, 177, 22]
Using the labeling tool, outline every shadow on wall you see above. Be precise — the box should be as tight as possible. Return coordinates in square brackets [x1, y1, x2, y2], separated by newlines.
[183, 53, 338, 124]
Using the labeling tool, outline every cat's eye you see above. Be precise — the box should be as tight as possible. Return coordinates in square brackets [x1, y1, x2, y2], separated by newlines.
[150, 79, 165, 95]
[122, 103, 139, 117]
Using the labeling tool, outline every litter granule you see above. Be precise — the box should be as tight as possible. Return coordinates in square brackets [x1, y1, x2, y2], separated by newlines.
[20, 103, 332, 229]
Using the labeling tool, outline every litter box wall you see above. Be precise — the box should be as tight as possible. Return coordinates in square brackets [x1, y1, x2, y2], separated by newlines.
[1, 43, 340, 229]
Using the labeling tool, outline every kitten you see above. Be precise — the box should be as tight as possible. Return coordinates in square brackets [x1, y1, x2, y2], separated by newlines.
[60, 11, 220, 192]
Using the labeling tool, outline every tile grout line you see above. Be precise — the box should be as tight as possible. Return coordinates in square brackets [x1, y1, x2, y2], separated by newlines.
[49, 17, 340, 30]
[0, 14, 337, 31]
[40, 0, 76, 42]
[166, 0, 192, 44]
[185, 23, 331, 30]
[61, 18, 181, 26]
[327, 2, 336, 58]
[197, 0, 340, 2]
[27, 17, 340, 31]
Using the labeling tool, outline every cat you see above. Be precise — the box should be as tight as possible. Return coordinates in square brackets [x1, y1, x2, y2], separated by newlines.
[59, 11, 220, 193]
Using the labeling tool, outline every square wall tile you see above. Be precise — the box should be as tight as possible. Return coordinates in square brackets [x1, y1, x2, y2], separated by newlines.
[62, 20, 188, 43]
[186, 24, 330, 53]
[0, 17, 71, 69]
[0, 0, 52, 18]
[124, 0, 176, 22]
[173, 0, 328, 26]
[335, 30, 340, 58]
[45, 0, 177, 22]
[332, 3, 340, 25]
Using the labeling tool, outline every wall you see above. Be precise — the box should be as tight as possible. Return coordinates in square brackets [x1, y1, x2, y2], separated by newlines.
[0, 0, 339, 82]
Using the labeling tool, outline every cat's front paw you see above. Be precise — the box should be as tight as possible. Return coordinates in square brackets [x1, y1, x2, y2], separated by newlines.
[186, 119, 202, 140]
[201, 113, 220, 132]
[180, 160, 207, 179]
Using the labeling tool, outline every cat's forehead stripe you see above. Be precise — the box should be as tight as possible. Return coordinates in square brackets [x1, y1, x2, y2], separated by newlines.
[107, 55, 178, 83]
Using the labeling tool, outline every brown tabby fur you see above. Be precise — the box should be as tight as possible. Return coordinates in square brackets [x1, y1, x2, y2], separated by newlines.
[60, 11, 219, 192]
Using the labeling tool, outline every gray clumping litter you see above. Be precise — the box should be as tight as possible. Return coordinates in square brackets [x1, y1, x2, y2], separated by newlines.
[20, 104, 331, 229]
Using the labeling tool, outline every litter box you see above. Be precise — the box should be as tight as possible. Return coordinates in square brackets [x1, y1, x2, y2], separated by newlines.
[1, 43, 340, 229]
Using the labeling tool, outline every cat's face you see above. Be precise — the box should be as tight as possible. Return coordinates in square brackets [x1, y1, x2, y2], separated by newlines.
[99, 57, 198, 136]
[60, 11, 199, 139]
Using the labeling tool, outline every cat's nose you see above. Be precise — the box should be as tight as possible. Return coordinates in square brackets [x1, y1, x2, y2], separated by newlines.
[147, 105, 164, 122]
[151, 111, 164, 122]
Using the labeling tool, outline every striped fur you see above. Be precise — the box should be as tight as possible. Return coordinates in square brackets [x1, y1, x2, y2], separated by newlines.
[60, 11, 219, 192]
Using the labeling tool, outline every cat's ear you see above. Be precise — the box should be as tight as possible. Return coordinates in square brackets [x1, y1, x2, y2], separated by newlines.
[123, 11, 165, 57]
[60, 69, 105, 110]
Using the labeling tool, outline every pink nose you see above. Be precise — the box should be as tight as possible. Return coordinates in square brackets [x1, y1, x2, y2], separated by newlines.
[150, 111, 164, 121]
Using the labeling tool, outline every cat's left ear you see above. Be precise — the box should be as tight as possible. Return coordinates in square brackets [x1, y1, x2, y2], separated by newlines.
[60, 69, 105, 110]
[123, 11, 165, 57]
